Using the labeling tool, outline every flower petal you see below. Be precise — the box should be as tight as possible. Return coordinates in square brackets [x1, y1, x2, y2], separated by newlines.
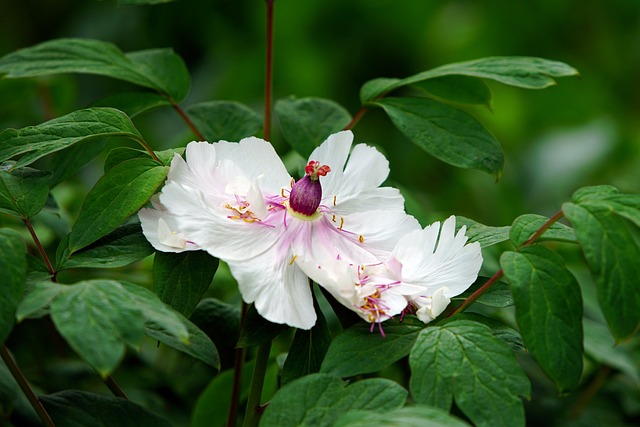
[339, 143, 390, 195]
[394, 216, 483, 297]
[308, 131, 353, 197]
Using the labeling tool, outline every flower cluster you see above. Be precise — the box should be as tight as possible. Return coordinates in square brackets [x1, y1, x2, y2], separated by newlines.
[140, 131, 482, 330]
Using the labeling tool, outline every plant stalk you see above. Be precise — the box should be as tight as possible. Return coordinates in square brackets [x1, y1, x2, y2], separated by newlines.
[1, 345, 56, 427]
[172, 102, 205, 141]
[242, 341, 272, 427]
[227, 302, 249, 427]
[263, 0, 275, 141]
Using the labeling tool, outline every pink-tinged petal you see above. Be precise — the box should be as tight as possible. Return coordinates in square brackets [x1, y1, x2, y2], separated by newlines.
[159, 182, 285, 262]
[183, 141, 218, 182]
[394, 216, 483, 297]
[214, 137, 291, 195]
[228, 248, 317, 330]
[308, 131, 353, 197]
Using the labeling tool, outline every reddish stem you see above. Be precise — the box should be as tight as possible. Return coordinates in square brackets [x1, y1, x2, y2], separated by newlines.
[344, 107, 367, 131]
[23, 218, 56, 279]
[263, 0, 275, 141]
[173, 102, 205, 141]
[227, 302, 249, 427]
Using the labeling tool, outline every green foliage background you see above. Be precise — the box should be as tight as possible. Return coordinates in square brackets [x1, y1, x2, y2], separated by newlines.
[0, 1, 639, 426]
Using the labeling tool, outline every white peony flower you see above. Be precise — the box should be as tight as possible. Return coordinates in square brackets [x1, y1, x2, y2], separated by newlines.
[139, 131, 419, 329]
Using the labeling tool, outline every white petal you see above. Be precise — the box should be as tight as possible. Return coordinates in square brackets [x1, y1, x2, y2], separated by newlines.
[328, 187, 407, 216]
[394, 216, 483, 297]
[138, 199, 199, 253]
[214, 137, 291, 195]
[415, 287, 451, 324]
[228, 246, 317, 330]
[339, 143, 390, 195]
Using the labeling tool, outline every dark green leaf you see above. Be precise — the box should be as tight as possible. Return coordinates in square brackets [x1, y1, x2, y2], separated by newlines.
[563, 201, 640, 340]
[413, 75, 492, 108]
[447, 313, 525, 352]
[409, 320, 530, 427]
[373, 97, 503, 175]
[41, 390, 172, 427]
[50, 280, 145, 376]
[190, 298, 241, 368]
[0, 38, 190, 101]
[187, 101, 263, 142]
[571, 185, 621, 203]
[92, 91, 172, 118]
[104, 147, 181, 171]
[260, 373, 407, 427]
[361, 56, 579, 101]
[509, 213, 576, 247]
[453, 278, 514, 308]
[0, 107, 143, 169]
[276, 97, 352, 158]
[153, 251, 219, 317]
[57, 223, 154, 270]
[236, 303, 289, 348]
[120, 282, 219, 369]
[0, 165, 52, 218]
[0, 357, 20, 418]
[334, 405, 472, 427]
[119, 0, 177, 7]
[50, 139, 109, 187]
[69, 158, 168, 252]
[15, 280, 63, 321]
[282, 300, 332, 385]
[501, 246, 583, 392]
[0, 229, 27, 343]
[320, 316, 424, 377]
[456, 215, 510, 248]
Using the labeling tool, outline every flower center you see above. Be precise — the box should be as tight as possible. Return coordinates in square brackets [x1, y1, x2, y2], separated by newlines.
[288, 160, 331, 217]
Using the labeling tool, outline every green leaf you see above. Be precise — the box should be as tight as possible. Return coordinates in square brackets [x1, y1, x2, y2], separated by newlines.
[361, 56, 579, 102]
[320, 317, 424, 377]
[50, 139, 109, 187]
[41, 390, 172, 427]
[571, 185, 622, 203]
[120, 282, 219, 370]
[563, 201, 640, 340]
[334, 405, 472, 427]
[69, 157, 168, 252]
[447, 313, 525, 352]
[92, 91, 172, 118]
[119, 0, 177, 5]
[0, 165, 52, 218]
[456, 216, 510, 248]
[583, 318, 640, 386]
[190, 298, 241, 365]
[501, 246, 583, 392]
[57, 223, 154, 270]
[187, 101, 263, 142]
[373, 97, 503, 175]
[260, 373, 407, 427]
[409, 320, 530, 427]
[413, 75, 492, 108]
[0, 107, 143, 169]
[281, 300, 332, 385]
[152, 251, 219, 317]
[237, 303, 289, 348]
[15, 280, 63, 321]
[50, 280, 145, 376]
[453, 278, 514, 308]
[104, 147, 181, 171]
[0, 38, 190, 101]
[275, 97, 352, 158]
[0, 229, 27, 344]
[509, 213, 576, 247]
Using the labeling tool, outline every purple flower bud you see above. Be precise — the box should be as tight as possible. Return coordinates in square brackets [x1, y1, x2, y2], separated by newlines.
[288, 160, 331, 216]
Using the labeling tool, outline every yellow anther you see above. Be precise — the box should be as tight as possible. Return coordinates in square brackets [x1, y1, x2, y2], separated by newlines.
[333, 196, 337, 206]
[359, 235, 364, 243]
[290, 177, 295, 188]
[332, 214, 336, 222]
[339, 217, 344, 230]
[289, 255, 298, 265]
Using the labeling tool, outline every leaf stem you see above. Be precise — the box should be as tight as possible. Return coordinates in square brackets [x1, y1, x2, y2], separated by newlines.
[263, 0, 275, 141]
[344, 106, 368, 130]
[1, 345, 56, 427]
[242, 340, 272, 427]
[450, 209, 565, 317]
[227, 302, 249, 427]
[104, 375, 129, 399]
[23, 217, 56, 279]
[134, 137, 161, 163]
[172, 102, 205, 141]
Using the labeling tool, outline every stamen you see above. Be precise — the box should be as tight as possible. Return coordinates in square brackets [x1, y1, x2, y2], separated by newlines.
[333, 195, 337, 206]
[339, 217, 344, 230]
[332, 214, 336, 222]
[289, 255, 297, 265]
[359, 235, 364, 243]
[290, 177, 295, 188]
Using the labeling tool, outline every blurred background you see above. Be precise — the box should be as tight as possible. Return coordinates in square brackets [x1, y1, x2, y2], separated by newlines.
[1, 0, 639, 426]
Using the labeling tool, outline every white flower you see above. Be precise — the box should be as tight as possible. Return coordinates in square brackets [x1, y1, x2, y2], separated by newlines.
[139, 131, 419, 329]
[393, 215, 483, 323]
